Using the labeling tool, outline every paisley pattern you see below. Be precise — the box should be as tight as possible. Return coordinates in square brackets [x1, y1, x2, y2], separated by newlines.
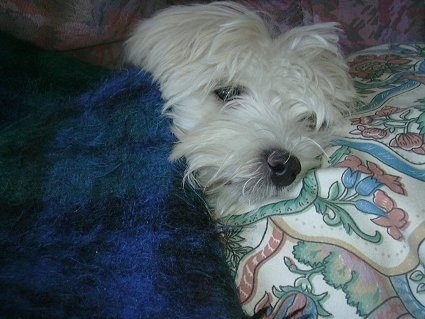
[220, 44, 425, 318]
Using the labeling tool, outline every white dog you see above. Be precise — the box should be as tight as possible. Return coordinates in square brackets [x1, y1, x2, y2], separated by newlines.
[125, 2, 355, 217]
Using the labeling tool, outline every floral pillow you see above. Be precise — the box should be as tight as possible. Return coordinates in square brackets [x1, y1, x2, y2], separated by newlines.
[220, 43, 425, 318]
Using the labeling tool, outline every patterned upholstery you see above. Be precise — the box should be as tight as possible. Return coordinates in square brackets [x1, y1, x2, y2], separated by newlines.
[1, 0, 424, 67]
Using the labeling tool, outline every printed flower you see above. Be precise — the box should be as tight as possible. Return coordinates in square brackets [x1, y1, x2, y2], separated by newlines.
[339, 156, 406, 195]
[355, 199, 386, 217]
[255, 291, 319, 319]
[380, 55, 411, 65]
[351, 116, 376, 125]
[367, 162, 406, 195]
[355, 176, 381, 196]
[373, 189, 396, 211]
[272, 292, 318, 319]
[350, 125, 389, 139]
[337, 155, 371, 174]
[375, 105, 405, 117]
[342, 168, 361, 189]
[371, 190, 409, 240]
[404, 74, 425, 85]
[254, 292, 273, 318]
[390, 132, 425, 155]
[348, 54, 411, 80]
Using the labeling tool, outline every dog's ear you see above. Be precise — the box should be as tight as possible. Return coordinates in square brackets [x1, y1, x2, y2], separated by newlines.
[279, 23, 355, 119]
[124, 3, 269, 89]
[124, 5, 200, 78]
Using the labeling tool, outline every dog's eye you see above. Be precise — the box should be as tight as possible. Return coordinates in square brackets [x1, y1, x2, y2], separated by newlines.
[214, 86, 242, 102]
[300, 114, 318, 130]
[300, 114, 328, 131]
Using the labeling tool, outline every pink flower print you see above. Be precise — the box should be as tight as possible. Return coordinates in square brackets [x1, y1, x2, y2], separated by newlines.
[337, 155, 371, 174]
[390, 133, 425, 155]
[254, 292, 273, 318]
[351, 116, 376, 125]
[348, 54, 411, 80]
[339, 156, 406, 195]
[375, 105, 404, 117]
[373, 189, 396, 211]
[367, 162, 406, 195]
[379, 54, 411, 66]
[273, 292, 319, 318]
[373, 216, 406, 240]
[404, 74, 425, 85]
[351, 125, 389, 139]
[372, 190, 409, 240]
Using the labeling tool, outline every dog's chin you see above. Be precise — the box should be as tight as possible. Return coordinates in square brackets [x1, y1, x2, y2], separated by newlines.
[186, 154, 322, 218]
[205, 173, 306, 217]
[172, 126, 333, 218]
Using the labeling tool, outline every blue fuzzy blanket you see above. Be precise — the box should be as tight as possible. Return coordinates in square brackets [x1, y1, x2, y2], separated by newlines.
[0, 34, 247, 318]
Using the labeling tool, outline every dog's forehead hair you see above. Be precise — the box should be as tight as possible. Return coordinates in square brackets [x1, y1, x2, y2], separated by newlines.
[206, 39, 326, 93]
[214, 59, 325, 104]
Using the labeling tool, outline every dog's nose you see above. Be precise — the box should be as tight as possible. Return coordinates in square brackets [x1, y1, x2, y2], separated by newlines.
[266, 149, 301, 187]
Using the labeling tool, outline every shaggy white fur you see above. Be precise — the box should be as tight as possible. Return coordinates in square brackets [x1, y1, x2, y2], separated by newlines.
[125, 1, 355, 217]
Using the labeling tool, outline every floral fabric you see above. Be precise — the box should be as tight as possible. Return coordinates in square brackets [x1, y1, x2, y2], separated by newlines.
[220, 43, 425, 318]
[1, 0, 424, 67]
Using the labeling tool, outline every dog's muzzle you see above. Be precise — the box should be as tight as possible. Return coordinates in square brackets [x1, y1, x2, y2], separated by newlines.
[266, 149, 301, 187]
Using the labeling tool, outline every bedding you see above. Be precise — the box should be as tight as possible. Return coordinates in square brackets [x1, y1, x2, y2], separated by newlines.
[1, 26, 425, 319]
[220, 43, 425, 318]
[0, 34, 246, 318]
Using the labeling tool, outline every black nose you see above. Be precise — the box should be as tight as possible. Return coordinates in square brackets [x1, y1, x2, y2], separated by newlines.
[266, 149, 301, 187]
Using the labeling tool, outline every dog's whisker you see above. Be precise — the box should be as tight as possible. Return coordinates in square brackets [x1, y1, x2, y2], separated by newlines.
[246, 175, 266, 206]
[304, 137, 331, 159]
[242, 177, 254, 198]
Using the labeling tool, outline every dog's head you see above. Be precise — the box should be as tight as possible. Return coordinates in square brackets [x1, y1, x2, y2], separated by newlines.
[125, 2, 355, 217]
